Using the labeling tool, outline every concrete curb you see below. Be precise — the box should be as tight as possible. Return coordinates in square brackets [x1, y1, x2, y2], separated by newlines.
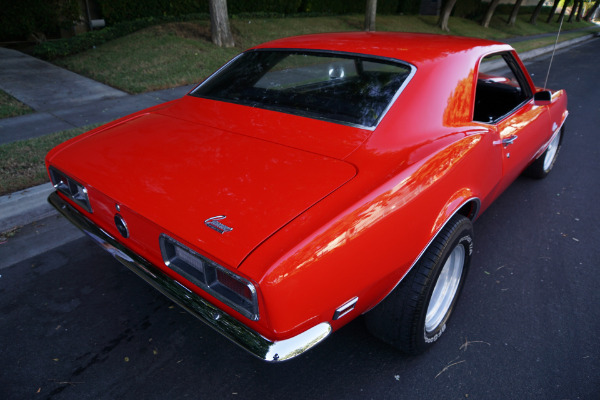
[517, 33, 597, 61]
[0, 183, 56, 233]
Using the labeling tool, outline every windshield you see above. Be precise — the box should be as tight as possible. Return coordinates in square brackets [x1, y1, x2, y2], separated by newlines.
[191, 50, 413, 128]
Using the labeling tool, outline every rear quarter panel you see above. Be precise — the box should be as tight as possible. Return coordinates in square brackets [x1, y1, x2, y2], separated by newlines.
[238, 48, 509, 340]
[240, 127, 501, 339]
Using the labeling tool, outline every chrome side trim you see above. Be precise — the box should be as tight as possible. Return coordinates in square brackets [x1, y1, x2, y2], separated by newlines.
[48, 191, 331, 362]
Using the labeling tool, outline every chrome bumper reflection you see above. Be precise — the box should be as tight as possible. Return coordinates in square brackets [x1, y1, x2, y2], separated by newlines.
[48, 191, 331, 362]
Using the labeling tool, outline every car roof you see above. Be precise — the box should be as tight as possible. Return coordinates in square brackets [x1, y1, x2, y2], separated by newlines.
[251, 32, 511, 66]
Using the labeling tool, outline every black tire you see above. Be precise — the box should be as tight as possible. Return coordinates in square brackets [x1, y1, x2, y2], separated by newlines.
[365, 215, 473, 355]
[524, 126, 563, 179]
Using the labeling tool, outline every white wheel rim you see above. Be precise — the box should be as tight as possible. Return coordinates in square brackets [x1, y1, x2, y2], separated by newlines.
[425, 245, 465, 333]
[543, 132, 560, 172]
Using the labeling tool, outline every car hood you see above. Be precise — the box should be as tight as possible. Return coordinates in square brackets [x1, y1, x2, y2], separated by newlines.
[50, 112, 357, 268]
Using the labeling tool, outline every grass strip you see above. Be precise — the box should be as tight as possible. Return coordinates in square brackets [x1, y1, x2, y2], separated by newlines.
[0, 90, 33, 119]
[0, 124, 101, 196]
[511, 31, 596, 53]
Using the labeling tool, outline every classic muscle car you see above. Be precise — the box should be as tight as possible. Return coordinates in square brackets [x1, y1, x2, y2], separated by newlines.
[46, 32, 568, 362]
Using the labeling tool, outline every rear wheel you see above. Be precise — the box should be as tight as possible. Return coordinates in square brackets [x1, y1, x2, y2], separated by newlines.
[365, 215, 473, 355]
[524, 126, 563, 179]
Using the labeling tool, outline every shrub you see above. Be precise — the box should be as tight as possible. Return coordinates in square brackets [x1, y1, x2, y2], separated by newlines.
[33, 14, 208, 60]
[97, 0, 304, 24]
[0, 0, 80, 41]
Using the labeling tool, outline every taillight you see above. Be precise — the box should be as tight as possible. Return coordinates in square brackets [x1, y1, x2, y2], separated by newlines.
[159, 234, 259, 321]
[49, 167, 92, 213]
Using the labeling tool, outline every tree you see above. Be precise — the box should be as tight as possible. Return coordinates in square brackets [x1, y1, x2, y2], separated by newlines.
[209, 0, 234, 48]
[365, 0, 377, 31]
[529, 0, 545, 24]
[481, 0, 501, 28]
[438, 0, 458, 32]
[576, 0, 586, 21]
[584, 0, 600, 21]
[556, 0, 572, 24]
[508, 0, 525, 26]
[568, 0, 580, 22]
[546, 0, 560, 23]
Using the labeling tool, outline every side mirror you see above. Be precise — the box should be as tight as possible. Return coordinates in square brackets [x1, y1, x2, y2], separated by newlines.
[534, 90, 552, 104]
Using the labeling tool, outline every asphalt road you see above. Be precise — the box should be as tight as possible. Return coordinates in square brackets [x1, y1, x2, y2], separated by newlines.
[1, 38, 599, 400]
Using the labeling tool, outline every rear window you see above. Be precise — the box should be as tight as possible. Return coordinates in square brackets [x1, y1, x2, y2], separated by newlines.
[191, 50, 413, 128]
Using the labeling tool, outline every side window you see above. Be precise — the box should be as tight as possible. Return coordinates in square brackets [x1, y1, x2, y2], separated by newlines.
[473, 52, 532, 123]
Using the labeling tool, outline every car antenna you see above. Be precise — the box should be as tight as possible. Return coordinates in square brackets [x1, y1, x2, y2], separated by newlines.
[543, 16, 564, 90]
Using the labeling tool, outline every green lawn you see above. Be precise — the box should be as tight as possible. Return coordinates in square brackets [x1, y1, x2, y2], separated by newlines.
[0, 90, 33, 119]
[55, 14, 598, 94]
[0, 124, 101, 196]
[510, 31, 594, 53]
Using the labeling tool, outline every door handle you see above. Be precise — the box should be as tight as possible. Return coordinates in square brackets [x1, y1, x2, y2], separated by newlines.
[502, 135, 518, 147]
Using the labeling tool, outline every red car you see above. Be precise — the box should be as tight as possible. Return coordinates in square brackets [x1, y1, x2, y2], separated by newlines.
[46, 32, 568, 361]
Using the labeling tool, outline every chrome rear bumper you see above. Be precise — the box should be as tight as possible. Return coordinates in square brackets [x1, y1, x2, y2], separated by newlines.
[48, 191, 331, 362]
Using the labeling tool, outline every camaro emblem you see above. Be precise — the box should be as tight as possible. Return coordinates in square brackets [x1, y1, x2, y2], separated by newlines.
[204, 215, 233, 234]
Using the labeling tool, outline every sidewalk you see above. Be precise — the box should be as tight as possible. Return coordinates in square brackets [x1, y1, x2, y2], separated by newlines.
[0, 47, 194, 145]
[0, 33, 598, 264]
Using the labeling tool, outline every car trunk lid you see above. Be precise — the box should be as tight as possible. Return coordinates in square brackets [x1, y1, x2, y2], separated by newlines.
[50, 112, 357, 268]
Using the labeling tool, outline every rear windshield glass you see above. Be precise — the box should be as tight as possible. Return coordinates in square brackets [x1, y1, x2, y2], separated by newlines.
[191, 50, 413, 128]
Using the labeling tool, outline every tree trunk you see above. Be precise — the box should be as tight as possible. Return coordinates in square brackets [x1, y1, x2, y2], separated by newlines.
[584, 0, 600, 21]
[481, 0, 500, 28]
[546, 0, 560, 23]
[437, 0, 458, 32]
[481, 0, 501, 28]
[576, 0, 585, 21]
[365, 0, 377, 31]
[529, 0, 545, 24]
[568, 0, 579, 22]
[556, 0, 571, 24]
[209, 0, 234, 48]
[508, 0, 525, 26]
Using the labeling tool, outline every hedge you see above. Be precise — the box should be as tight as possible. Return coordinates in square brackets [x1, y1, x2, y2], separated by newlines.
[33, 14, 208, 60]
[0, 0, 80, 41]
[97, 0, 304, 24]
[96, 0, 419, 24]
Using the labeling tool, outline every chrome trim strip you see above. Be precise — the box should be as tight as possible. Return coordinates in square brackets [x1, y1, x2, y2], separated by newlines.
[48, 191, 331, 362]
